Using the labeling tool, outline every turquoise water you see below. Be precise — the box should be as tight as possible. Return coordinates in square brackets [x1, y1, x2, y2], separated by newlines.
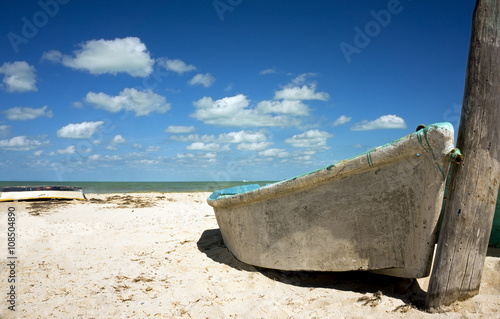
[0, 181, 276, 194]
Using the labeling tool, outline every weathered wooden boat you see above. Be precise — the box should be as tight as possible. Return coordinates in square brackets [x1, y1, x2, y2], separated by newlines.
[0, 186, 86, 202]
[207, 122, 458, 278]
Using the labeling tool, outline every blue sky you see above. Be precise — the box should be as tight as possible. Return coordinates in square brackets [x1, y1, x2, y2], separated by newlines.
[0, 0, 475, 182]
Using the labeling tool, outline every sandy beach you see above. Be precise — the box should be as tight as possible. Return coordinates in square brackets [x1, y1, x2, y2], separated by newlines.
[0, 192, 499, 318]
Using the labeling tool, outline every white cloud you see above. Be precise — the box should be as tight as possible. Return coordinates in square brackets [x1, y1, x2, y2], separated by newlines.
[0, 61, 37, 92]
[102, 155, 122, 161]
[57, 121, 104, 139]
[56, 145, 76, 154]
[191, 94, 301, 127]
[294, 155, 312, 162]
[158, 58, 196, 74]
[176, 152, 217, 164]
[4, 105, 53, 121]
[105, 145, 117, 151]
[186, 142, 229, 152]
[112, 135, 126, 144]
[146, 146, 161, 152]
[259, 68, 276, 75]
[291, 73, 317, 85]
[351, 115, 407, 131]
[236, 142, 272, 151]
[85, 88, 170, 116]
[42, 37, 154, 77]
[257, 100, 310, 116]
[72, 101, 84, 109]
[165, 125, 195, 134]
[133, 143, 143, 149]
[34, 150, 44, 156]
[285, 130, 333, 148]
[258, 148, 290, 158]
[177, 153, 194, 159]
[170, 134, 215, 143]
[189, 73, 215, 87]
[136, 159, 160, 165]
[41, 50, 63, 63]
[0, 136, 48, 151]
[274, 83, 329, 101]
[217, 130, 267, 143]
[88, 154, 101, 161]
[333, 115, 352, 126]
[0, 125, 11, 136]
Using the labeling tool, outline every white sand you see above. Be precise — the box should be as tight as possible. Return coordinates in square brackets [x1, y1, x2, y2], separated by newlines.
[0, 192, 499, 318]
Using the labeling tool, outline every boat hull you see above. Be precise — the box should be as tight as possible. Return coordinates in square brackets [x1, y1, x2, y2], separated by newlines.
[208, 123, 456, 278]
[0, 186, 86, 202]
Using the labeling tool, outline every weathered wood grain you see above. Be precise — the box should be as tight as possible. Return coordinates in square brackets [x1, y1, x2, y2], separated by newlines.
[426, 0, 500, 309]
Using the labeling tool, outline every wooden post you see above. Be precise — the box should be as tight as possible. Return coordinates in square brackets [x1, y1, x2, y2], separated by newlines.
[426, 0, 500, 309]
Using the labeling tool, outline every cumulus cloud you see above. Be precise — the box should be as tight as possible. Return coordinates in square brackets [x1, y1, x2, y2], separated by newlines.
[189, 73, 215, 87]
[0, 61, 37, 92]
[257, 100, 310, 116]
[165, 125, 195, 134]
[274, 83, 329, 101]
[285, 130, 333, 148]
[0, 136, 48, 151]
[101, 155, 123, 161]
[4, 105, 53, 121]
[57, 121, 104, 139]
[236, 142, 272, 151]
[351, 115, 407, 131]
[72, 101, 84, 109]
[158, 58, 196, 74]
[291, 73, 318, 85]
[42, 37, 154, 77]
[112, 135, 126, 144]
[0, 125, 11, 136]
[191, 94, 301, 127]
[258, 148, 290, 158]
[85, 88, 170, 116]
[170, 134, 215, 143]
[88, 154, 101, 161]
[56, 145, 76, 155]
[217, 130, 267, 143]
[146, 146, 161, 152]
[177, 152, 217, 164]
[333, 115, 352, 126]
[259, 68, 276, 75]
[186, 142, 230, 152]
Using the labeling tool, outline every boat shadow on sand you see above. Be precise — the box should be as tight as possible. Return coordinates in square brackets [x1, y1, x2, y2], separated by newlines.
[197, 228, 427, 310]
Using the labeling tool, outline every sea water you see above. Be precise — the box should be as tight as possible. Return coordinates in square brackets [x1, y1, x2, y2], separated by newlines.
[0, 181, 276, 194]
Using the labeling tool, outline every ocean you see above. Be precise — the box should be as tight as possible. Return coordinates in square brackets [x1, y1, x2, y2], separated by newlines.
[0, 181, 276, 194]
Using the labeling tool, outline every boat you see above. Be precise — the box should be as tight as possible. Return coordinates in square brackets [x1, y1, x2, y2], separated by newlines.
[0, 185, 86, 202]
[207, 122, 457, 278]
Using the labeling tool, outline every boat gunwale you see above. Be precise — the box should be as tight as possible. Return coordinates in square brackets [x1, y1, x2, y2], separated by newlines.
[207, 122, 455, 208]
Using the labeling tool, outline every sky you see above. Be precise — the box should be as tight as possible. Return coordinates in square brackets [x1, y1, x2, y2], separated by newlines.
[0, 0, 476, 182]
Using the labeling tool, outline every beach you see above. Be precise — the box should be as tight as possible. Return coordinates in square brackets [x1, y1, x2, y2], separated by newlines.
[0, 192, 499, 318]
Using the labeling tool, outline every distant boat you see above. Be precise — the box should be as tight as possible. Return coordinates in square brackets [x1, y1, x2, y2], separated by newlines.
[208, 123, 457, 278]
[0, 186, 86, 202]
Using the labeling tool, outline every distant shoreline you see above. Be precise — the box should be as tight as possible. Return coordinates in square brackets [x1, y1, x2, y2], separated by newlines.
[0, 181, 277, 194]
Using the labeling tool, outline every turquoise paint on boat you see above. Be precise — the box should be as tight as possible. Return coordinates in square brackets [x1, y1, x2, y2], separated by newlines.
[208, 184, 262, 200]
